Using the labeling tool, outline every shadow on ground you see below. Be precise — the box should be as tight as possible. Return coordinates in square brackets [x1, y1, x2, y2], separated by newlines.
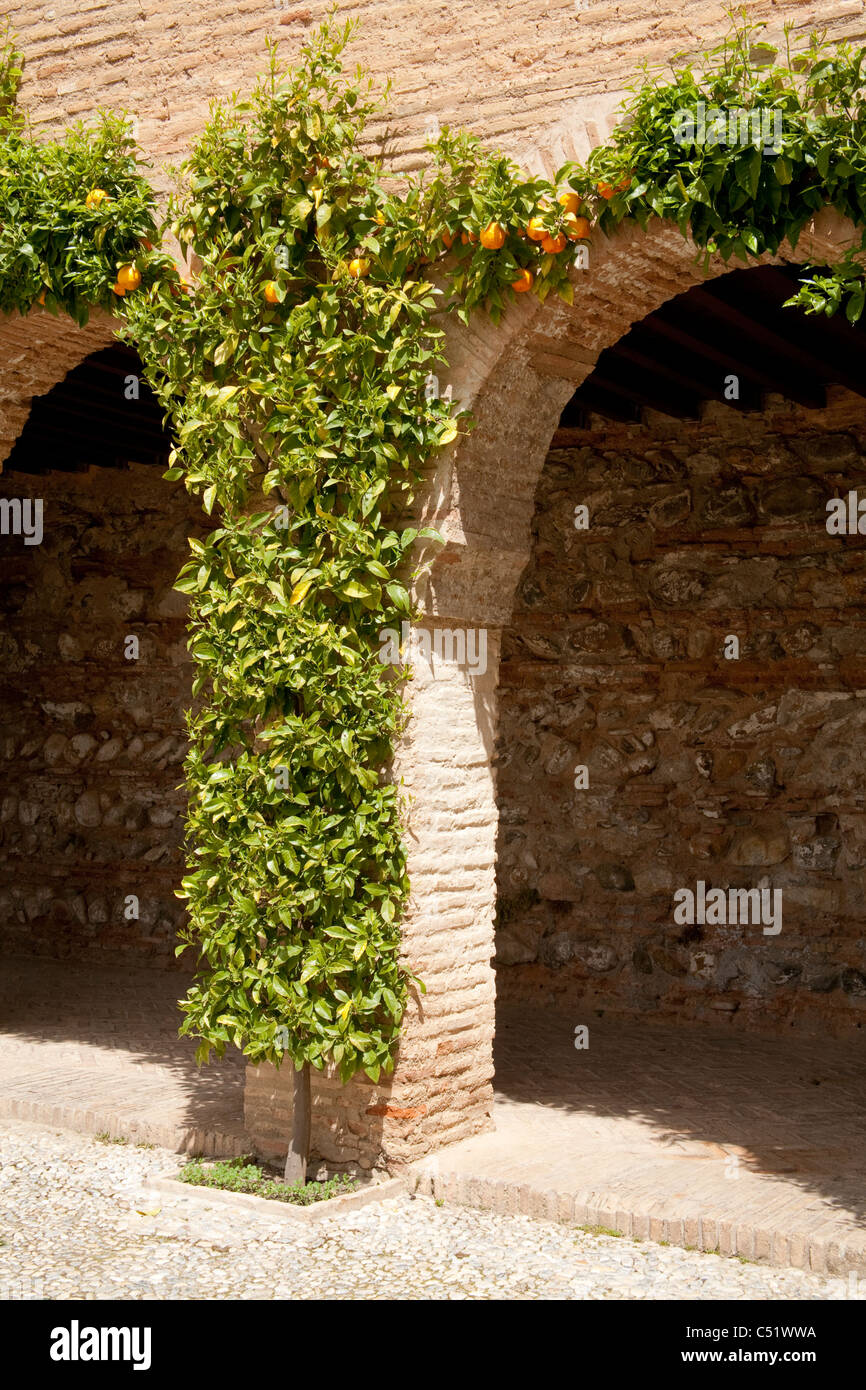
[493, 1001, 866, 1228]
[0, 955, 247, 1152]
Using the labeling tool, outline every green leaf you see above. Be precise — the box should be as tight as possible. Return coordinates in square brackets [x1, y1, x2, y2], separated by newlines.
[437, 419, 459, 446]
[290, 577, 314, 605]
[339, 579, 371, 599]
[213, 337, 236, 366]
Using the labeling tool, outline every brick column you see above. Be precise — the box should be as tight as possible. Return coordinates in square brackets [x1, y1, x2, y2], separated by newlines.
[244, 296, 574, 1169]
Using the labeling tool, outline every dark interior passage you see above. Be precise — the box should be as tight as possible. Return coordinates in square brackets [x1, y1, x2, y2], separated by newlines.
[0, 346, 203, 967]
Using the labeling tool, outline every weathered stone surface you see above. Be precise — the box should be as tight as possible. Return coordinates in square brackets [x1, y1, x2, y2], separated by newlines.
[495, 400, 866, 1035]
[728, 831, 790, 868]
[0, 460, 202, 968]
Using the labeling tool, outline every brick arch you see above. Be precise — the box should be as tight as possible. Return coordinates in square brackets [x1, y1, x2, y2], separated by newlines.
[352, 208, 863, 1165]
[421, 207, 863, 628]
[0, 313, 206, 972]
[0, 308, 118, 467]
[245, 211, 862, 1169]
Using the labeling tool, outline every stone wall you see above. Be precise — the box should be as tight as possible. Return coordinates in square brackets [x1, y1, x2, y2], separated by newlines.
[495, 392, 866, 1035]
[0, 459, 203, 967]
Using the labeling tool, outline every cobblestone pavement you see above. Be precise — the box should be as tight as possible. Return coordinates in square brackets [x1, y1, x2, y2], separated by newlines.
[417, 1005, 866, 1276]
[0, 957, 246, 1154]
[0, 1118, 861, 1301]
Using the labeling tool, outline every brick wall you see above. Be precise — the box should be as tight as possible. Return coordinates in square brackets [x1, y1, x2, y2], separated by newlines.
[495, 393, 866, 1036]
[7, 1, 866, 186]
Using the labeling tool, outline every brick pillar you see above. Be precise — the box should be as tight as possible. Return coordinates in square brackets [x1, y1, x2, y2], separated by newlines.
[244, 299, 574, 1170]
[244, 624, 505, 1169]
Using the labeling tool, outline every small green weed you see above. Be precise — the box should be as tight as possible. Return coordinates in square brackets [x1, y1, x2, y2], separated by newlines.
[178, 1155, 358, 1206]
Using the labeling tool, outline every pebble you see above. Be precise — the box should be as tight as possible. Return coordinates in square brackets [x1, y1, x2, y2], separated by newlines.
[0, 1117, 860, 1301]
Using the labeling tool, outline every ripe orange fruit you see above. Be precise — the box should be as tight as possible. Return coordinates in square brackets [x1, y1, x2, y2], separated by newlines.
[526, 216, 548, 242]
[617, 175, 632, 191]
[264, 281, 280, 304]
[111, 281, 126, 297]
[116, 264, 141, 293]
[511, 268, 534, 293]
[460, 230, 477, 245]
[348, 257, 370, 278]
[597, 181, 614, 200]
[85, 188, 109, 210]
[557, 190, 580, 215]
[442, 229, 455, 249]
[564, 213, 591, 240]
[479, 221, 506, 250]
[541, 233, 567, 254]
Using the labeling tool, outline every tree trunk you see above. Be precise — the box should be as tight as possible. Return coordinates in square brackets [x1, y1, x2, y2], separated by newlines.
[283, 1061, 310, 1185]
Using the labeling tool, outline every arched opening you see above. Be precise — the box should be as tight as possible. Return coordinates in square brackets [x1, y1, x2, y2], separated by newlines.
[245, 214, 866, 1234]
[405, 252, 866, 1278]
[424, 261, 866, 1261]
[0, 345, 191, 966]
[0, 343, 246, 1150]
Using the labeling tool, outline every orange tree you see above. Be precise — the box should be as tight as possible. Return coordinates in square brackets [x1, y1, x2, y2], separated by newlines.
[579, 14, 866, 320]
[124, 12, 866, 1179]
[122, 17, 582, 1180]
[0, 22, 166, 320]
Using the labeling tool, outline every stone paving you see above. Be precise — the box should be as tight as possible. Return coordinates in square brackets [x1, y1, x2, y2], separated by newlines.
[0, 1117, 860, 1300]
[1, 957, 865, 1283]
[0, 956, 246, 1154]
[413, 1004, 866, 1276]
